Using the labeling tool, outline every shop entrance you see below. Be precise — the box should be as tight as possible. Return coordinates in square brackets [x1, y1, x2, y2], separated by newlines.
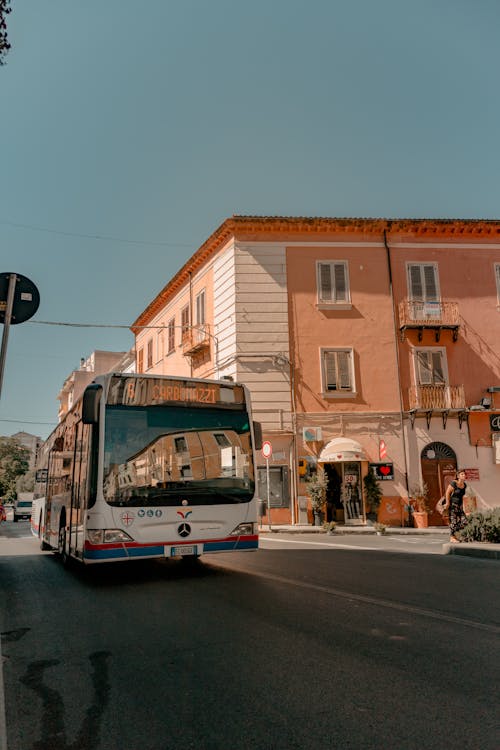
[421, 442, 457, 525]
[324, 462, 363, 523]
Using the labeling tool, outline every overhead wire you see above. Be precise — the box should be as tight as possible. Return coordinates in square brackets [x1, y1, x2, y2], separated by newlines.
[0, 219, 194, 248]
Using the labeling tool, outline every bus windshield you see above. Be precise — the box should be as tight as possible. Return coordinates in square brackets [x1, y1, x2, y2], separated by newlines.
[103, 405, 255, 506]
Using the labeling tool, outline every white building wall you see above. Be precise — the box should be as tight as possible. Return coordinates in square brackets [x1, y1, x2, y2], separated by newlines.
[233, 243, 292, 433]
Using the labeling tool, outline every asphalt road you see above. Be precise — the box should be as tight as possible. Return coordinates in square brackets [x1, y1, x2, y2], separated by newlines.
[1, 522, 499, 750]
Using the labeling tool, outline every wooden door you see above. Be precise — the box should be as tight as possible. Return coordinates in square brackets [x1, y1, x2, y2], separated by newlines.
[422, 458, 456, 525]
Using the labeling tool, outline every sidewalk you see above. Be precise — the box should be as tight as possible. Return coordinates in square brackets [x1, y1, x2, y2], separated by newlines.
[258, 524, 500, 560]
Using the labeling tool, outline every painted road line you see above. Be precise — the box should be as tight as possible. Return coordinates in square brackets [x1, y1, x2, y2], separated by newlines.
[260, 536, 380, 551]
[207, 560, 500, 636]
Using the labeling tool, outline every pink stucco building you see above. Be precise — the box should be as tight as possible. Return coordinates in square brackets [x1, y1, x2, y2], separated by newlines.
[132, 217, 500, 526]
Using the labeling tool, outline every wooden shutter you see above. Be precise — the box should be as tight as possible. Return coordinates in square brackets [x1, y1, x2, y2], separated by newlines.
[409, 266, 423, 299]
[423, 265, 438, 301]
[319, 264, 333, 302]
[338, 351, 352, 389]
[431, 352, 445, 384]
[324, 351, 337, 390]
[196, 291, 205, 325]
[319, 263, 348, 302]
[334, 264, 347, 301]
[416, 351, 432, 385]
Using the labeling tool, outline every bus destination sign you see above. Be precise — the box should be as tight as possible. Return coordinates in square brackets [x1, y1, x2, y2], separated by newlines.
[108, 376, 244, 408]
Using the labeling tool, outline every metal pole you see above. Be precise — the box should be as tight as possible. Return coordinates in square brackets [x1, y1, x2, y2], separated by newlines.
[0, 273, 17, 401]
[266, 457, 272, 530]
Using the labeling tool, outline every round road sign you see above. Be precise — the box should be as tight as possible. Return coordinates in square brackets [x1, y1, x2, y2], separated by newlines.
[0, 273, 40, 324]
[261, 441, 272, 459]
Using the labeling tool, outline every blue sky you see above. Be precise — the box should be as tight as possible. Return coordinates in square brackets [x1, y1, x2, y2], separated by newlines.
[1, 0, 499, 439]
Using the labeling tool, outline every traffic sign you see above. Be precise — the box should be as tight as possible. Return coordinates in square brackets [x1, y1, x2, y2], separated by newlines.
[0, 273, 40, 324]
[261, 440, 272, 459]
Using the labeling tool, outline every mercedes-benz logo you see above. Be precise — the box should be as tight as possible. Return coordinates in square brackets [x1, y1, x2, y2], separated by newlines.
[177, 523, 191, 538]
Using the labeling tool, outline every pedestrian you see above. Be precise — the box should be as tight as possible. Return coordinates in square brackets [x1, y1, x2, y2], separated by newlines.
[443, 469, 469, 543]
[0, 502, 6, 524]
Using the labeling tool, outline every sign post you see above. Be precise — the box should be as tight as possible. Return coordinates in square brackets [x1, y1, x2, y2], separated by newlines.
[261, 440, 273, 530]
[0, 273, 40, 401]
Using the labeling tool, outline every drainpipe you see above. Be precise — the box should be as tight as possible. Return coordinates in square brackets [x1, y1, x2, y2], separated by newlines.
[384, 227, 411, 506]
[188, 271, 193, 377]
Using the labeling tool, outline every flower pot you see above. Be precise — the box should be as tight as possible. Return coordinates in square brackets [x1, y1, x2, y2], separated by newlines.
[313, 510, 324, 526]
[413, 511, 428, 528]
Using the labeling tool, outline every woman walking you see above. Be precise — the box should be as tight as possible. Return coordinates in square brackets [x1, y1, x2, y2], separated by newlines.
[444, 469, 469, 543]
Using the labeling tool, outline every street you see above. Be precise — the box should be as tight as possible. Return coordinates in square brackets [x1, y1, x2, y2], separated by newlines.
[1, 522, 499, 750]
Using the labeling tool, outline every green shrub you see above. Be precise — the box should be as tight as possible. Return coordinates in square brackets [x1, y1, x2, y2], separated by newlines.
[461, 509, 500, 543]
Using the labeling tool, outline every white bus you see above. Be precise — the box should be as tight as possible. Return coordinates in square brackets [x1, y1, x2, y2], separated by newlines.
[32, 373, 262, 565]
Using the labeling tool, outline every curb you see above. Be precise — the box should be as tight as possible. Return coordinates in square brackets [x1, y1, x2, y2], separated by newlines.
[443, 542, 500, 560]
[259, 525, 449, 536]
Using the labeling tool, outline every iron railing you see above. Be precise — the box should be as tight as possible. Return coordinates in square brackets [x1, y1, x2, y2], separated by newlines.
[408, 384, 466, 410]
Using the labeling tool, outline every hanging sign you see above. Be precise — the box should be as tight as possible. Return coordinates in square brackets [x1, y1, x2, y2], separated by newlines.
[490, 414, 500, 432]
[369, 462, 394, 481]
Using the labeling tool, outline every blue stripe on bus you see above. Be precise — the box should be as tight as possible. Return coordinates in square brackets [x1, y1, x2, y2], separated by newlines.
[83, 537, 258, 562]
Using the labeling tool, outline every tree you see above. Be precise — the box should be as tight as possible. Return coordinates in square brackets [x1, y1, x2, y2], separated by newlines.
[0, 0, 12, 66]
[0, 437, 30, 501]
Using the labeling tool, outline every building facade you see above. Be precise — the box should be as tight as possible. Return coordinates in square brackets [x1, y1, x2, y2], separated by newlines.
[132, 217, 500, 525]
[57, 349, 135, 420]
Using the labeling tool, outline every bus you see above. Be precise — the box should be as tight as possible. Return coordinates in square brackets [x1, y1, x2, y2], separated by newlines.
[32, 372, 262, 564]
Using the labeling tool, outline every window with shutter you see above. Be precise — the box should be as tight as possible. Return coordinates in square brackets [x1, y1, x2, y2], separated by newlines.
[137, 348, 144, 373]
[317, 262, 350, 304]
[167, 318, 175, 354]
[322, 349, 354, 394]
[408, 264, 439, 301]
[415, 349, 447, 386]
[495, 264, 500, 303]
[181, 305, 190, 342]
[196, 290, 206, 326]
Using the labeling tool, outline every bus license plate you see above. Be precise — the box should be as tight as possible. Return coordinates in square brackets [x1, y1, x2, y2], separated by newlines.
[171, 546, 196, 557]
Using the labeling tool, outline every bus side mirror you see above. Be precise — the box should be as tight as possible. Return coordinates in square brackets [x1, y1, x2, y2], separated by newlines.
[82, 384, 102, 424]
[253, 421, 263, 450]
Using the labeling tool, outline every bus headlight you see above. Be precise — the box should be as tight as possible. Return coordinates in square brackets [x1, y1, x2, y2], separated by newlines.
[87, 529, 134, 544]
[229, 523, 255, 536]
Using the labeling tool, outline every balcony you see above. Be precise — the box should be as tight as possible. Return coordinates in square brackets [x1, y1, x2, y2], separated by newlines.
[408, 384, 466, 410]
[182, 324, 212, 356]
[398, 300, 460, 342]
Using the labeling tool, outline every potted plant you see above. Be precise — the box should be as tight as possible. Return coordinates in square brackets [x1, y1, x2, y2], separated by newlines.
[363, 467, 383, 522]
[306, 467, 328, 526]
[410, 481, 429, 528]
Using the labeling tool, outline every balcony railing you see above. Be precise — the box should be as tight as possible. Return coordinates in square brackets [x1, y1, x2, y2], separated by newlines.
[408, 384, 466, 410]
[398, 300, 460, 341]
[182, 324, 211, 355]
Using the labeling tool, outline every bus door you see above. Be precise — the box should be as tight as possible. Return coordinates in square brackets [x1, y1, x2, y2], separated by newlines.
[69, 421, 90, 558]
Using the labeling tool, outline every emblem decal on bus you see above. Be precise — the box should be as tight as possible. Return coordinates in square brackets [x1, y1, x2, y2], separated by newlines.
[177, 510, 192, 519]
[121, 511, 135, 527]
[177, 523, 191, 538]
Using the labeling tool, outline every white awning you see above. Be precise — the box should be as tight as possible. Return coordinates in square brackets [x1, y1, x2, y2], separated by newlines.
[318, 438, 367, 463]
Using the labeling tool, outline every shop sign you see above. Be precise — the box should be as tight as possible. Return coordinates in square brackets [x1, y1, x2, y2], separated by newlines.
[369, 462, 394, 481]
[490, 414, 500, 432]
[464, 468, 480, 481]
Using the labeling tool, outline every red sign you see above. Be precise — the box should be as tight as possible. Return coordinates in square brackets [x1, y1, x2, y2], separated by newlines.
[464, 468, 480, 481]
[261, 441, 273, 459]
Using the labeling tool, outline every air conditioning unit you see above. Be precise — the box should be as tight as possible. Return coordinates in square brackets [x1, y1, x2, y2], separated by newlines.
[493, 434, 500, 464]
[303, 427, 322, 442]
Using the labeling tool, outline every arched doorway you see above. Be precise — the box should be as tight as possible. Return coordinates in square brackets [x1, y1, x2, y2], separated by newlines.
[421, 442, 457, 525]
